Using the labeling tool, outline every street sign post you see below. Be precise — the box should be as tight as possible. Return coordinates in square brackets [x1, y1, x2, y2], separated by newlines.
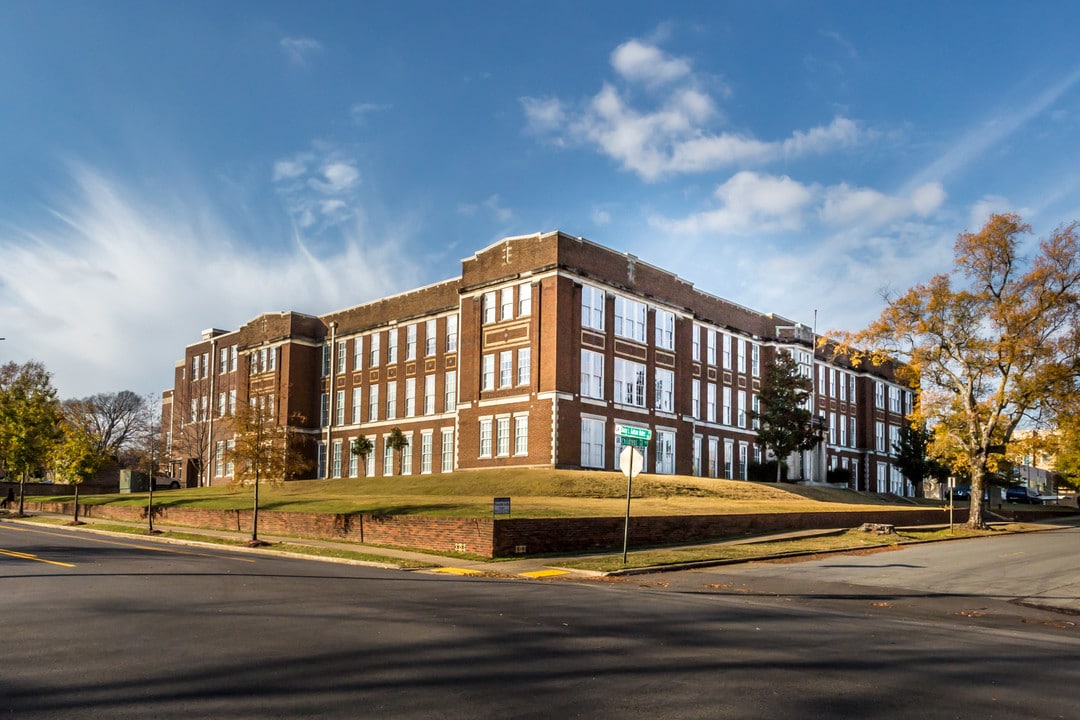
[616, 425, 652, 564]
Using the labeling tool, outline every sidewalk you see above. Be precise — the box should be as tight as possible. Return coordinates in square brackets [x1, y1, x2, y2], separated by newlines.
[2, 510, 852, 578]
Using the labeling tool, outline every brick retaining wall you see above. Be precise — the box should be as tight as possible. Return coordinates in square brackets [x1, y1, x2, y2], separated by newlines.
[27, 501, 978, 558]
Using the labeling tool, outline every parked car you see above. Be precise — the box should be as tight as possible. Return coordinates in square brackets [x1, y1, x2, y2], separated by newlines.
[1005, 486, 1042, 505]
[945, 485, 990, 502]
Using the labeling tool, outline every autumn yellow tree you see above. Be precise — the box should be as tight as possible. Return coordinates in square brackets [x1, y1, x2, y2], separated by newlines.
[836, 214, 1080, 528]
[225, 400, 312, 545]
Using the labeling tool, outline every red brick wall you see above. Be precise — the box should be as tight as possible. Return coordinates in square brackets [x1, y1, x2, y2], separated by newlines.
[28, 501, 968, 559]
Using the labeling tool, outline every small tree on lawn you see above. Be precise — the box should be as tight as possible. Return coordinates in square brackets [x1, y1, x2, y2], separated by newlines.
[753, 352, 819, 482]
[51, 416, 108, 524]
[386, 428, 408, 476]
[350, 435, 374, 477]
[226, 402, 312, 546]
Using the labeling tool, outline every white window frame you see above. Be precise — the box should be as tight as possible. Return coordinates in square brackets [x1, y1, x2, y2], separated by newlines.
[581, 349, 605, 400]
[581, 417, 605, 468]
[613, 357, 646, 407]
[614, 295, 646, 343]
[517, 347, 531, 386]
[581, 284, 605, 331]
[655, 368, 674, 413]
[655, 309, 675, 350]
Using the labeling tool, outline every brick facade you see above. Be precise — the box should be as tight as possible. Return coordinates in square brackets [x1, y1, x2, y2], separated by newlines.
[163, 232, 914, 493]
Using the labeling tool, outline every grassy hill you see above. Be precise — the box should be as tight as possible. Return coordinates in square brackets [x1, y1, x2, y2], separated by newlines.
[49, 468, 931, 518]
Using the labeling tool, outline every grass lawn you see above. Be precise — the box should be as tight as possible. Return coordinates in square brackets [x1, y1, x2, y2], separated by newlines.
[30, 468, 939, 518]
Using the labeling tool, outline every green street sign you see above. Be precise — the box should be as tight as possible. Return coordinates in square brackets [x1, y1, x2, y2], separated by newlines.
[616, 424, 652, 442]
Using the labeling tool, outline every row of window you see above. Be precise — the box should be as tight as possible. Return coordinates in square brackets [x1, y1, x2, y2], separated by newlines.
[320, 428, 456, 478]
[482, 283, 532, 324]
[321, 371, 458, 426]
[874, 382, 913, 415]
[478, 414, 529, 458]
[581, 284, 679, 351]
[320, 315, 460, 378]
[481, 348, 531, 391]
[581, 417, 757, 478]
[691, 324, 759, 376]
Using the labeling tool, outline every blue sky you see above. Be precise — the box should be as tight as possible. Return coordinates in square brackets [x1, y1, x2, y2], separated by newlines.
[2, 1, 1079, 399]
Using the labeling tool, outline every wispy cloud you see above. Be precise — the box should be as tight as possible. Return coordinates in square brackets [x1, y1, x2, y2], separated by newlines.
[0, 166, 417, 398]
[280, 36, 323, 65]
[521, 38, 865, 181]
[272, 145, 362, 230]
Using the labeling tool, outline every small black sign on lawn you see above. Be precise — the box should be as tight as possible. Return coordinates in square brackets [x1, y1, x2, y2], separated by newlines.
[493, 497, 511, 517]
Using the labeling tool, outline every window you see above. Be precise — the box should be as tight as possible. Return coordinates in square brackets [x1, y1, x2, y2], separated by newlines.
[875, 382, 885, 409]
[383, 441, 393, 477]
[496, 416, 510, 456]
[752, 395, 760, 430]
[349, 438, 359, 478]
[711, 437, 720, 478]
[192, 354, 201, 380]
[581, 417, 605, 468]
[424, 375, 435, 415]
[386, 380, 397, 420]
[421, 431, 433, 473]
[405, 324, 417, 361]
[518, 283, 532, 316]
[614, 296, 647, 342]
[839, 414, 847, 446]
[317, 442, 327, 479]
[425, 319, 436, 357]
[482, 354, 495, 391]
[517, 347, 531, 386]
[839, 371, 847, 401]
[219, 347, 228, 374]
[401, 434, 413, 475]
[369, 333, 381, 367]
[889, 425, 900, 455]
[217, 391, 226, 418]
[829, 368, 836, 398]
[722, 386, 731, 425]
[737, 391, 747, 428]
[849, 417, 857, 448]
[202, 352, 209, 377]
[322, 343, 331, 377]
[514, 415, 528, 455]
[655, 309, 675, 350]
[888, 386, 901, 413]
[229, 389, 236, 416]
[500, 287, 513, 320]
[691, 379, 700, 419]
[751, 344, 760, 377]
[723, 439, 733, 479]
[446, 314, 458, 352]
[444, 370, 457, 412]
[581, 350, 604, 399]
[875, 421, 885, 452]
[656, 430, 675, 475]
[737, 339, 746, 373]
[483, 291, 496, 324]
[849, 374, 856, 403]
[368, 385, 379, 422]
[335, 389, 345, 425]
[225, 439, 234, 477]
[441, 429, 454, 472]
[404, 378, 416, 417]
[738, 442, 748, 480]
[581, 284, 605, 331]
[387, 329, 398, 364]
[818, 366, 826, 395]
[707, 384, 717, 423]
[364, 436, 375, 477]
[722, 334, 732, 369]
[692, 324, 701, 361]
[904, 391, 913, 416]
[332, 440, 343, 478]
[655, 369, 674, 412]
[499, 351, 512, 388]
[693, 435, 702, 477]
[829, 412, 837, 445]
[352, 388, 362, 424]
[337, 340, 347, 374]
[707, 331, 717, 365]
[267, 347, 276, 371]
[613, 358, 646, 407]
[320, 393, 329, 426]
[215, 440, 224, 477]
[229, 345, 238, 372]
[353, 336, 363, 372]
[479, 418, 493, 457]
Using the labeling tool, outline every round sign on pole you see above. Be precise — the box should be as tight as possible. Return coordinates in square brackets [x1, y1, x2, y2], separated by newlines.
[619, 446, 644, 480]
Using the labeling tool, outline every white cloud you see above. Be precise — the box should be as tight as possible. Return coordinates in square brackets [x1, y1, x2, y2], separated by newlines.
[592, 208, 612, 226]
[820, 181, 945, 226]
[272, 147, 362, 230]
[349, 102, 390, 124]
[272, 157, 309, 181]
[280, 36, 323, 65]
[522, 38, 865, 181]
[610, 40, 692, 86]
[0, 166, 417, 398]
[310, 161, 360, 194]
[652, 172, 815, 235]
[968, 195, 1014, 229]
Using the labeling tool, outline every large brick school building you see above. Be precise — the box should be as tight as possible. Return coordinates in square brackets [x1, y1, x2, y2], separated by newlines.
[161, 232, 914, 494]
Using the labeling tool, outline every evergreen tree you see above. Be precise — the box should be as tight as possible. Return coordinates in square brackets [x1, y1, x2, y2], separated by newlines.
[753, 352, 819, 482]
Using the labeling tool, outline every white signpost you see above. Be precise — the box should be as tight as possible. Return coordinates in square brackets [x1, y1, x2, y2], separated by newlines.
[616, 425, 652, 564]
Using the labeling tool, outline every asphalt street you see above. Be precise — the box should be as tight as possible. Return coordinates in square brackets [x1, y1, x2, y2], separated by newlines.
[2, 520, 1078, 719]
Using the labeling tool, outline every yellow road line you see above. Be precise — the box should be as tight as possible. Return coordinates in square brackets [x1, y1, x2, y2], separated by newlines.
[519, 569, 568, 578]
[0, 547, 76, 568]
[432, 567, 484, 575]
[0, 523, 257, 563]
